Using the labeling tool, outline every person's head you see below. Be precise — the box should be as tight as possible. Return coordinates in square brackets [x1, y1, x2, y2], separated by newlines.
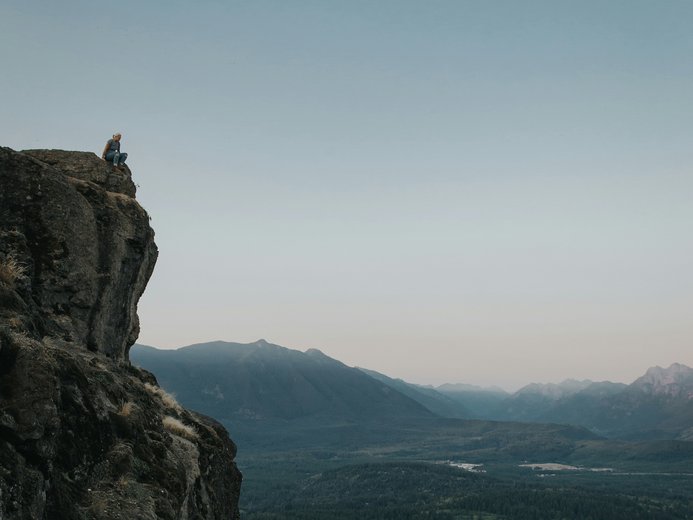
[113, 133, 122, 141]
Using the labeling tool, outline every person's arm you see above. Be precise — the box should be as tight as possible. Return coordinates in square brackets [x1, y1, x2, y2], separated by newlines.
[101, 140, 111, 159]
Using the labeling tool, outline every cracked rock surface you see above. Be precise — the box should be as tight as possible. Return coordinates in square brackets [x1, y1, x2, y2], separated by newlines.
[0, 148, 242, 519]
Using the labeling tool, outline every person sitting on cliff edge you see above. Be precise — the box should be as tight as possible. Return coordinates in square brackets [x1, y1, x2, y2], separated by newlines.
[101, 132, 128, 167]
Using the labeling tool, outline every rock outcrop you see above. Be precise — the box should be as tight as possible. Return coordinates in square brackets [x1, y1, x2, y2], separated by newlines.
[0, 148, 155, 359]
[0, 148, 241, 519]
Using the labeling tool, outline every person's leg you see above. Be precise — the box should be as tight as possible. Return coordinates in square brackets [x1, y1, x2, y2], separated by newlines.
[118, 152, 128, 165]
[105, 151, 115, 163]
[112, 151, 120, 166]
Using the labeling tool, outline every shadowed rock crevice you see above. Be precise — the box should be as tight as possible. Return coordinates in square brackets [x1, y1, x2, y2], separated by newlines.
[0, 147, 242, 519]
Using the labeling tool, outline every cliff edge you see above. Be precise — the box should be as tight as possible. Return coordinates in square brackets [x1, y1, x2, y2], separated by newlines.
[0, 148, 241, 519]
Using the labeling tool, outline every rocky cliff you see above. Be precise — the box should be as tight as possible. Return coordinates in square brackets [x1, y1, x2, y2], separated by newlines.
[0, 148, 241, 519]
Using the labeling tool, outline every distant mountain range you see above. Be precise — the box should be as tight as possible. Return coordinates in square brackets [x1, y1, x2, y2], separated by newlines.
[131, 341, 693, 442]
[435, 364, 693, 440]
[132, 339, 434, 422]
[358, 361, 693, 441]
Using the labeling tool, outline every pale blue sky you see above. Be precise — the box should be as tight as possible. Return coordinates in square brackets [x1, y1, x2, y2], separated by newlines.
[2, 0, 692, 389]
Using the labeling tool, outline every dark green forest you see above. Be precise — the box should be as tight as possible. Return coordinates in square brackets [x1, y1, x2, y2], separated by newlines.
[241, 461, 693, 519]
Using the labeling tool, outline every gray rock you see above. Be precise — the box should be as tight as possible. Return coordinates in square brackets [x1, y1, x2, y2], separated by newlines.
[22, 149, 136, 198]
[0, 332, 242, 520]
[0, 147, 241, 519]
[0, 147, 156, 359]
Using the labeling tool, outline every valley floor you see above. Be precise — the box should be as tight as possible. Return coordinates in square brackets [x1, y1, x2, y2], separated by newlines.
[233, 421, 693, 520]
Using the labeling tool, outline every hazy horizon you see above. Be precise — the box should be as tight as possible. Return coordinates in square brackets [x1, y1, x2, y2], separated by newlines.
[3, 1, 692, 391]
[134, 337, 690, 393]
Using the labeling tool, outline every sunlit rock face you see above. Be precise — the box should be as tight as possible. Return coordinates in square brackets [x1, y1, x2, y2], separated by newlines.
[0, 147, 242, 520]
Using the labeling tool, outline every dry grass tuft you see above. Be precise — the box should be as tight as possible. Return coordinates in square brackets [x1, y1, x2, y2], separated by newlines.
[144, 382, 182, 412]
[162, 415, 198, 441]
[119, 401, 135, 417]
[7, 317, 22, 329]
[0, 256, 26, 288]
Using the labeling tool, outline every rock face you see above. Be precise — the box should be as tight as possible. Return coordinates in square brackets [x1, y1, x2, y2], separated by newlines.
[0, 148, 156, 359]
[0, 148, 241, 519]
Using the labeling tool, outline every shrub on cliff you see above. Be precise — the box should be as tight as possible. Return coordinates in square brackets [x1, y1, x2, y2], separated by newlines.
[0, 255, 25, 288]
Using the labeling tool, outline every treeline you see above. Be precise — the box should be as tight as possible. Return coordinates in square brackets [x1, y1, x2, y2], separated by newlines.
[242, 462, 693, 520]
[450, 488, 690, 520]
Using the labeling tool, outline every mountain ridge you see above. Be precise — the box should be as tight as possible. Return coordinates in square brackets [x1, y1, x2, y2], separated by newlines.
[132, 339, 693, 441]
[131, 339, 436, 424]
